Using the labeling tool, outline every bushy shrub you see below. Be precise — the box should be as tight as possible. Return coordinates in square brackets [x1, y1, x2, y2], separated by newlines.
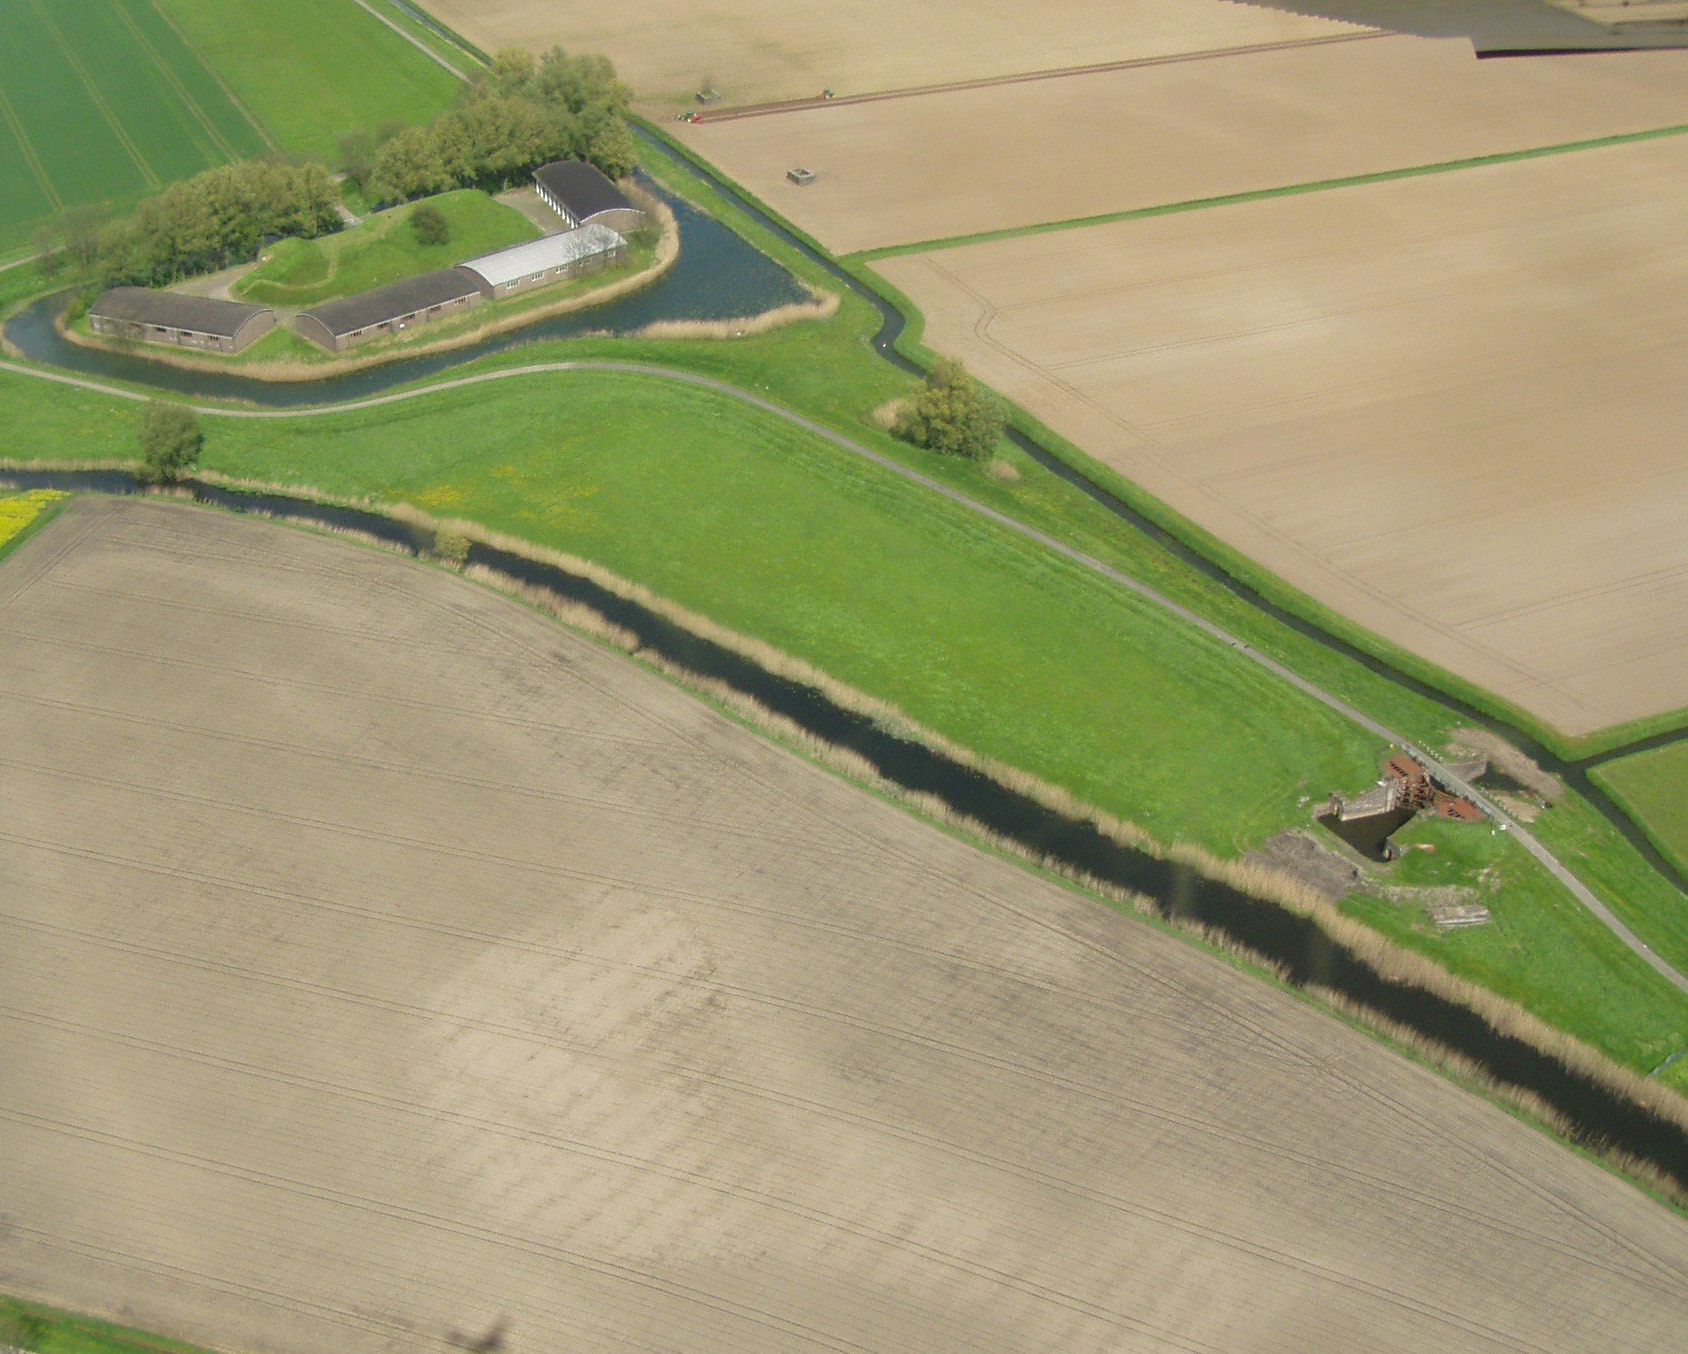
[435, 527, 471, 569]
[137, 401, 203, 484]
[412, 202, 450, 246]
[892, 359, 1005, 461]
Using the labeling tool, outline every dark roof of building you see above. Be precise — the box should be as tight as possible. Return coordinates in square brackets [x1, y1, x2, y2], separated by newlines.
[90, 287, 272, 339]
[299, 269, 481, 338]
[533, 160, 636, 221]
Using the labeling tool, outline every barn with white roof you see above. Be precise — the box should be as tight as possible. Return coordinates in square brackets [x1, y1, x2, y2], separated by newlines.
[456, 224, 628, 299]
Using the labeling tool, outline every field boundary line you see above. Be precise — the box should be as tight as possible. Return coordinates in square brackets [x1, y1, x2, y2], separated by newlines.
[0, 83, 63, 212]
[4, 354, 1684, 996]
[852, 120, 1688, 260]
[140, 0, 281, 154]
[24, 0, 162, 191]
[689, 31, 1389, 122]
[104, 0, 240, 163]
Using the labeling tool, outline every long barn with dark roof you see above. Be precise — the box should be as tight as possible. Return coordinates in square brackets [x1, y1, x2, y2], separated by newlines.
[533, 161, 646, 235]
[295, 269, 482, 352]
[89, 288, 276, 353]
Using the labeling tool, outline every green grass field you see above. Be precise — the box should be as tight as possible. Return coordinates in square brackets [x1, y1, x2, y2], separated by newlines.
[153, 0, 462, 161]
[1592, 744, 1688, 880]
[236, 189, 538, 306]
[0, 0, 268, 256]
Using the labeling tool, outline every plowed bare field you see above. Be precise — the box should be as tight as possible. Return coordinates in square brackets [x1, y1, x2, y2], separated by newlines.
[4, 499, 1687, 1354]
[418, 0, 1356, 106]
[875, 135, 1688, 736]
[684, 37, 1688, 254]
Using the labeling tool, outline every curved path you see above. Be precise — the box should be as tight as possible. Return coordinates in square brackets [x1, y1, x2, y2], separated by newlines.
[6, 352, 1685, 996]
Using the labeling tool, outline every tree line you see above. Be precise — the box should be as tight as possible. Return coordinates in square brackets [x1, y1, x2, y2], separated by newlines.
[94, 161, 341, 288]
[358, 48, 637, 205]
[36, 46, 634, 292]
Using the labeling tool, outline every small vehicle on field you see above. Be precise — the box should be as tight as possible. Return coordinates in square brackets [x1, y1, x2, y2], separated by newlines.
[787, 167, 817, 186]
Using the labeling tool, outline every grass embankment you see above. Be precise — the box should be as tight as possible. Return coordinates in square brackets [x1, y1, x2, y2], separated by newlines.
[151, 0, 461, 161]
[236, 189, 538, 307]
[1592, 744, 1688, 882]
[3, 139, 1688, 1097]
[0, 1293, 217, 1354]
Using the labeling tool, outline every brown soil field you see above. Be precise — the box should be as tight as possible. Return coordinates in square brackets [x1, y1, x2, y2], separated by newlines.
[5, 499, 1688, 1353]
[875, 135, 1688, 737]
[683, 37, 1688, 254]
[418, 0, 1356, 107]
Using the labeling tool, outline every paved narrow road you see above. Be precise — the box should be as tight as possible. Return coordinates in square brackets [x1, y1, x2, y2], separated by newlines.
[4, 353, 1686, 995]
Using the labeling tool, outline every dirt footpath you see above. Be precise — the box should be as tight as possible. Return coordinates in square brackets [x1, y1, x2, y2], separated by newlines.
[419, 0, 1356, 107]
[877, 135, 1688, 736]
[684, 37, 1688, 254]
[2, 499, 1686, 1354]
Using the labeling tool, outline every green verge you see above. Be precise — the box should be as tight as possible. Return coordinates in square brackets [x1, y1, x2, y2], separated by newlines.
[0, 1292, 218, 1354]
[151, 0, 462, 160]
[1591, 744, 1688, 881]
[234, 188, 539, 306]
[853, 120, 1688, 262]
[4, 134, 1688, 1091]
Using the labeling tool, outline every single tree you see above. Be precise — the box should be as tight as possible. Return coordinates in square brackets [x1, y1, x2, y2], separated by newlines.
[892, 358, 1004, 461]
[137, 401, 203, 484]
[412, 201, 450, 246]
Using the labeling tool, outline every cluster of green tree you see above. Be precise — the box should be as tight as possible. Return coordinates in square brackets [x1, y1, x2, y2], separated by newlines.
[81, 161, 340, 288]
[894, 359, 1006, 462]
[360, 47, 636, 205]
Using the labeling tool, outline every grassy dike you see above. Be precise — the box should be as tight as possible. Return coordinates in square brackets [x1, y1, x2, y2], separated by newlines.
[3, 140, 1688, 1093]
